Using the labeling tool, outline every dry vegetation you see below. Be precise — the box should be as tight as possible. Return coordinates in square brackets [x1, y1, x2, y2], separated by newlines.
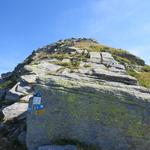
[136, 72, 150, 88]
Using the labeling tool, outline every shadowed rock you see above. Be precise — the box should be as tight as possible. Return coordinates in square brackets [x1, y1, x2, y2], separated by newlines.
[38, 145, 77, 150]
[26, 76, 150, 150]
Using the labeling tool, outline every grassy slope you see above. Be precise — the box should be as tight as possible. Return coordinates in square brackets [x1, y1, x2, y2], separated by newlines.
[128, 70, 150, 88]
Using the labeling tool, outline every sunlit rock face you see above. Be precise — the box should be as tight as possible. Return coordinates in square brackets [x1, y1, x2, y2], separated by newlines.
[27, 74, 150, 150]
[25, 38, 150, 150]
[0, 38, 150, 150]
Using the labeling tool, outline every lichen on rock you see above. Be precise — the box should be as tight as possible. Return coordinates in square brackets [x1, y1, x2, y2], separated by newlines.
[0, 38, 150, 150]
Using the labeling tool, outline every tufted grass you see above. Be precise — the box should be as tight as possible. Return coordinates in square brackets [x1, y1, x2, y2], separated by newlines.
[112, 55, 131, 64]
[127, 69, 150, 88]
[54, 61, 80, 70]
[142, 65, 150, 72]
[137, 72, 150, 88]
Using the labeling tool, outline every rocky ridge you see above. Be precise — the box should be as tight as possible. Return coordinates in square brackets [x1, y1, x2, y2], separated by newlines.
[0, 38, 150, 150]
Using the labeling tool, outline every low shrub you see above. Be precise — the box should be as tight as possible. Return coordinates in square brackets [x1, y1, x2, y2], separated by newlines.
[0, 80, 14, 89]
[142, 65, 150, 72]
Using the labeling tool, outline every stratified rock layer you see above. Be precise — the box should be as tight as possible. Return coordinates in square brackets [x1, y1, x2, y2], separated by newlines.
[0, 38, 150, 150]
[27, 75, 150, 150]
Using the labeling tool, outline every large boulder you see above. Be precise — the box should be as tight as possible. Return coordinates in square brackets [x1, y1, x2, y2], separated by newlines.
[92, 67, 137, 85]
[89, 52, 101, 63]
[26, 76, 150, 150]
[2, 102, 28, 121]
[101, 52, 115, 66]
[16, 81, 32, 95]
[101, 52, 125, 70]
[5, 81, 32, 102]
[29, 62, 62, 76]
[67, 47, 79, 54]
[21, 74, 38, 84]
[89, 52, 126, 74]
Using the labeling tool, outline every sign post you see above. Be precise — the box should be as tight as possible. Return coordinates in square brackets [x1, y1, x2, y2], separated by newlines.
[32, 91, 45, 116]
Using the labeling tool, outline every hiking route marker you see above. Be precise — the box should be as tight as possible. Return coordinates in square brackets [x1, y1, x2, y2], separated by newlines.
[31, 91, 46, 116]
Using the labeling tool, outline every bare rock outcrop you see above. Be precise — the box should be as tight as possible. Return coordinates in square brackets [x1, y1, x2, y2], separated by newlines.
[26, 48, 150, 150]
[0, 38, 149, 150]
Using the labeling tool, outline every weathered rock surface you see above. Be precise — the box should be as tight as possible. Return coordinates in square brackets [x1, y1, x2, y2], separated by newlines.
[5, 90, 22, 102]
[92, 67, 137, 85]
[16, 82, 32, 95]
[62, 59, 71, 63]
[20, 94, 33, 103]
[5, 81, 32, 102]
[21, 74, 38, 84]
[18, 131, 26, 145]
[27, 74, 150, 150]
[101, 52, 115, 66]
[38, 145, 77, 150]
[24, 39, 150, 150]
[90, 52, 101, 63]
[0, 114, 27, 150]
[31, 62, 62, 76]
[67, 47, 80, 54]
[2, 102, 28, 121]
[0, 38, 150, 150]
[0, 89, 6, 100]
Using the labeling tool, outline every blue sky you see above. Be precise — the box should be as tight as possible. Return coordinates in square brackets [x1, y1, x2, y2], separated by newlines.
[0, 0, 150, 74]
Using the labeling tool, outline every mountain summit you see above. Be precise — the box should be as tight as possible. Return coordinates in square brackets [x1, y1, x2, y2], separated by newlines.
[0, 38, 150, 150]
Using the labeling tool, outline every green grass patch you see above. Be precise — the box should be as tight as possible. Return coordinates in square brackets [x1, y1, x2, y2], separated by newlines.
[53, 60, 80, 70]
[137, 72, 150, 88]
[127, 69, 150, 88]
[127, 69, 139, 77]
[142, 65, 150, 72]
[113, 55, 131, 64]
[50, 53, 70, 59]
[38, 51, 88, 62]
[0, 80, 14, 89]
